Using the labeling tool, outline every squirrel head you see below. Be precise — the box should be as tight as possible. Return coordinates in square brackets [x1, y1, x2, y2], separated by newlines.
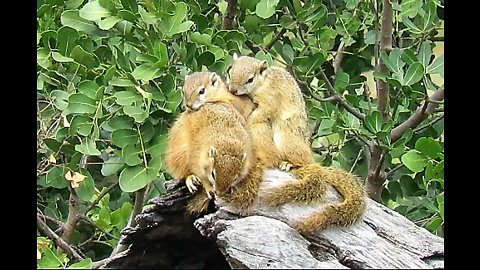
[228, 55, 268, 97]
[209, 150, 248, 198]
[182, 72, 228, 112]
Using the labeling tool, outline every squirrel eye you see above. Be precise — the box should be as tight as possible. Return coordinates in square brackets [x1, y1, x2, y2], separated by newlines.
[199, 87, 205, 95]
[246, 76, 254, 84]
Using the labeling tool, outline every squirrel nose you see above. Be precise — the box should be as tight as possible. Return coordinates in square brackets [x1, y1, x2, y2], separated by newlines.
[228, 85, 237, 94]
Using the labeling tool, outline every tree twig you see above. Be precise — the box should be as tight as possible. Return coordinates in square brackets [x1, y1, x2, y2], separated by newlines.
[333, 41, 345, 74]
[78, 214, 120, 240]
[266, 28, 287, 50]
[350, 148, 364, 173]
[37, 214, 84, 261]
[222, 0, 237, 30]
[386, 163, 405, 179]
[413, 114, 444, 133]
[85, 182, 119, 215]
[391, 86, 444, 142]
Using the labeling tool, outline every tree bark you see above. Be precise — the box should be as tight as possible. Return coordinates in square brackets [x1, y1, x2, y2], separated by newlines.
[97, 170, 443, 269]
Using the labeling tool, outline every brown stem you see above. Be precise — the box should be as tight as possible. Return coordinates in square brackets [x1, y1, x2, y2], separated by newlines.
[59, 190, 79, 248]
[222, 0, 237, 30]
[375, 0, 393, 120]
[37, 214, 83, 261]
[333, 41, 345, 74]
[109, 186, 148, 256]
[391, 86, 444, 142]
[365, 145, 385, 201]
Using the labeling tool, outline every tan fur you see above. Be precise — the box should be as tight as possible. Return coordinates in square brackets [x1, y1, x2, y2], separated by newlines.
[228, 56, 366, 233]
[164, 72, 255, 215]
[228, 56, 314, 169]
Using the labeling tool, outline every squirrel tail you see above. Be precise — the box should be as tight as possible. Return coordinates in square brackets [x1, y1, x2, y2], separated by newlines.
[266, 163, 367, 234]
[186, 190, 211, 216]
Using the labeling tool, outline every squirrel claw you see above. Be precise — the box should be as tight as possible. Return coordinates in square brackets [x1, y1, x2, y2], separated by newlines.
[185, 175, 200, 193]
[279, 161, 293, 172]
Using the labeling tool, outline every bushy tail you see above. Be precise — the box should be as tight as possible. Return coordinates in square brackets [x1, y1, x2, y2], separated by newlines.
[186, 189, 211, 216]
[266, 163, 366, 234]
[216, 161, 265, 215]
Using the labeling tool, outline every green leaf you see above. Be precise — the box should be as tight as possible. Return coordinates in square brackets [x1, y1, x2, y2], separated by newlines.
[146, 133, 168, 157]
[418, 42, 432, 68]
[110, 78, 136, 87]
[117, 9, 137, 22]
[51, 52, 74, 63]
[37, 49, 51, 69]
[190, 32, 211, 46]
[71, 45, 100, 69]
[364, 30, 378, 45]
[119, 166, 150, 192]
[106, 115, 135, 130]
[364, 111, 383, 134]
[153, 42, 169, 68]
[50, 90, 70, 111]
[380, 51, 395, 73]
[159, 2, 194, 37]
[57, 26, 79, 56]
[415, 137, 442, 159]
[67, 93, 97, 114]
[124, 105, 148, 123]
[70, 115, 93, 136]
[101, 155, 125, 176]
[165, 90, 182, 112]
[401, 48, 417, 65]
[79, 0, 110, 21]
[99, 16, 121, 30]
[68, 258, 92, 269]
[401, 16, 422, 34]
[426, 55, 444, 76]
[111, 129, 138, 148]
[401, 150, 428, 172]
[255, 0, 280, 19]
[45, 166, 69, 189]
[437, 192, 444, 220]
[197, 51, 215, 67]
[78, 80, 100, 100]
[76, 170, 95, 202]
[61, 10, 104, 35]
[403, 62, 424, 86]
[75, 138, 101, 156]
[146, 156, 162, 177]
[65, 0, 85, 9]
[131, 63, 162, 81]
[334, 72, 350, 92]
[122, 144, 143, 166]
[293, 52, 325, 75]
[114, 91, 142, 106]
[121, 0, 138, 13]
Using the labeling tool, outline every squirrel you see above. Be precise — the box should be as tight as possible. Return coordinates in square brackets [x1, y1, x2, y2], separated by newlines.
[227, 55, 314, 172]
[226, 55, 367, 234]
[164, 72, 256, 215]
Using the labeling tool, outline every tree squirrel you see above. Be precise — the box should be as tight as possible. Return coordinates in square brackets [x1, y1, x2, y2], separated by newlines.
[164, 72, 256, 215]
[228, 55, 314, 172]
[227, 55, 367, 233]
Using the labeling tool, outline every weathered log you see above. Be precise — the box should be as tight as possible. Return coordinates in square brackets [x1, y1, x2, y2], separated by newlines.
[99, 170, 444, 269]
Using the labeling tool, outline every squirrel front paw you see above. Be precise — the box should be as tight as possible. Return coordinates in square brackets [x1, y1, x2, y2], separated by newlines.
[185, 175, 201, 193]
[279, 161, 293, 172]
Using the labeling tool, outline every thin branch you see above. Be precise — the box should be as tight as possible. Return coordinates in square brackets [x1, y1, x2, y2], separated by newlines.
[244, 40, 260, 54]
[37, 214, 83, 261]
[333, 41, 345, 74]
[413, 114, 444, 133]
[318, 69, 366, 120]
[386, 163, 405, 179]
[266, 28, 287, 50]
[391, 86, 444, 142]
[78, 214, 120, 240]
[350, 148, 364, 173]
[85, 182, 119, 215]
[222, 0, 237, 30]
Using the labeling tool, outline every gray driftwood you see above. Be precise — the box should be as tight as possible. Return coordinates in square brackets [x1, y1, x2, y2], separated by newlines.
[99, 169, 444, 269]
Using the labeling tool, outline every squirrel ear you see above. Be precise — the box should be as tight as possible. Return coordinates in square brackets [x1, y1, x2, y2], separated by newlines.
[210, 73, 218, 87]
[208, 146, 217, 158]
[233, 53, 239, 60]
[259, 60, 268, 76]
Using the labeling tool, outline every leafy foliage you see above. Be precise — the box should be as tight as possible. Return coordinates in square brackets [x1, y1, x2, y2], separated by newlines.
[37, 0, 444, 266]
